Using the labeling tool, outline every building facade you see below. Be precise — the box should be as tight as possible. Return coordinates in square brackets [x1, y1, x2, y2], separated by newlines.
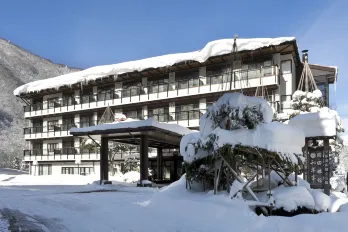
[15, 37, 337, 177]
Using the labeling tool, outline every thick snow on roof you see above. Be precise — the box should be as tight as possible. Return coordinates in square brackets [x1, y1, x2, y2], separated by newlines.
[289, 109, 337, 137]
[70, 117, 193, 136]
[14, 37, 295, 95]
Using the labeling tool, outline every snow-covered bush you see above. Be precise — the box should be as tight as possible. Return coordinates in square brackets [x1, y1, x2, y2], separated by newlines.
[182, 93, 305, 188]
[291, 90, 322, 113]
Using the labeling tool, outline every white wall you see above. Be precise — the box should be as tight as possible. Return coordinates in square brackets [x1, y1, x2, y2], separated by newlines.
[199, 98, 206, 114]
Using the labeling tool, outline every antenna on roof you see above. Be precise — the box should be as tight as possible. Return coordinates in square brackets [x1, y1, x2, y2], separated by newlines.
[228, 34, 243, 93]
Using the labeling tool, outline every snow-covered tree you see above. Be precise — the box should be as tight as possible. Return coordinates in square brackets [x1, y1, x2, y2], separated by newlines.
[289, 89, 345, 175]
[109, 143, 133, 175]
[11, 156, 21, 170]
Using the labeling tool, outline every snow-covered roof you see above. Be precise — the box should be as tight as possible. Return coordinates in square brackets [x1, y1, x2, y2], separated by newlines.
[288, 110, 337, 137]
[70, 117, 193, 136]
[14, 37, 295, 96]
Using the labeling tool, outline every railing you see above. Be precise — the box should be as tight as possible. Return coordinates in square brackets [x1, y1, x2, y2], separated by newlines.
[23, 66, 279, 114]
[23, 147, 146, 161]
[23, 147, 100, 160]
[125, 109, 203, 127]
[23, 121, 98, 137]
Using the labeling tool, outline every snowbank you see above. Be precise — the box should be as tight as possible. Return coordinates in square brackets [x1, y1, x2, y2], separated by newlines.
[71, 117, 193, 136]
[110, 171, 140, 183]
[0, 174, 98, 186]
[14, 37, 295, 95]
[289, 109, 337, 137]
[272, 186, 315, 212]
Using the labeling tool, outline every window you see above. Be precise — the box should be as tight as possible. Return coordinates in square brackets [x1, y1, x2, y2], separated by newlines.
[206, 102, 215, 109]
[263, 60, 273, 76]
[62, 118, 75, 131]
[81, 89, 95, 104]
[47, 143, 58, 152]
[48, 120, 59, 131]
[62, 94, 75, 106]
[32, 120, 43, 133]
[122, 83, 141, 97]
[47, 97, 60, 108]
[39, 164, 52, 175]
[62, 139, 74, 149]
[126, 111, 138, 119]
[62, 167, 93, 175]
[176, 71, 199, 89]
[150, 107, 169, 122]
[176, 104, 199, 120]
[80, 115, 94, 128]
[98, 87, 114, 101]
[281, 60, 292, 74]
[149, 80, 169, 93]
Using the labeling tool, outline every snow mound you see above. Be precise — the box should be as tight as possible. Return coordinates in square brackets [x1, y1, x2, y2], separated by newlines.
[14, 37, 295, 95]
[310, 189, 331, 212]
[0, 174, 98, 186]
[272, 186, 315, 212]
[110, 171, 140, 183]
[289, 109, 337, 137]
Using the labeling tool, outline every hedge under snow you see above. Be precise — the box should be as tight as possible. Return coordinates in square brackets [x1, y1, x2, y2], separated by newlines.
[180, 93, 305, 164]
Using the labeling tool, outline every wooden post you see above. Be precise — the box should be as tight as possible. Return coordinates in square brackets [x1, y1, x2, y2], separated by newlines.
[216, 160, 224, 192]
[100, 137, 109, 184]
[139, 135, 149, 185]
[214, 168, 218, 195]
[157, 148, 163, 180]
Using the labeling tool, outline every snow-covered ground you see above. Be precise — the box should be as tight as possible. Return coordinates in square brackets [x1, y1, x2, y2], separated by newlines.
[0, 173, 348, 231]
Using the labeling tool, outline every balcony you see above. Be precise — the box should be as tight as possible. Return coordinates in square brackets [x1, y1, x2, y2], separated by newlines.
[23, 122, 97, 139]
[23, 147, 100, 161]
[23, 66, 280, 118]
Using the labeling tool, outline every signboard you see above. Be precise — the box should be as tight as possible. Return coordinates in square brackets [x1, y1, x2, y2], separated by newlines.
[307, 146, 330, 190]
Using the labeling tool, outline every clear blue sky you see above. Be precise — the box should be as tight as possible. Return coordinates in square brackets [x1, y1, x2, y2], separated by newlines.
[1, 0, 347, 123]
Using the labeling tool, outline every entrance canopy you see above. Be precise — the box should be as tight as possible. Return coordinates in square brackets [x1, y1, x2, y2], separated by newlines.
[70, 118, 192, 148]
[70, 118, 193, 185]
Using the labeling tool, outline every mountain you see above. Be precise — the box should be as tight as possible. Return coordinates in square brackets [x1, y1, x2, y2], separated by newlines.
[0, 38, 81, 167]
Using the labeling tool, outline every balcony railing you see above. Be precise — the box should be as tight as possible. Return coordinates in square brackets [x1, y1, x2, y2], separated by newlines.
[23, 66, 279, 116]
[23, 147, 143, 161]
[23, 121, 97, 138]
[23, 147, 100, 160]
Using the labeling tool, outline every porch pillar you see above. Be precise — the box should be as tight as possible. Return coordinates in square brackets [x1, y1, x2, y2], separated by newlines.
[157, 148, 163, 180]
[100, 137, 109, 184]
[140, 135, 149, 183]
